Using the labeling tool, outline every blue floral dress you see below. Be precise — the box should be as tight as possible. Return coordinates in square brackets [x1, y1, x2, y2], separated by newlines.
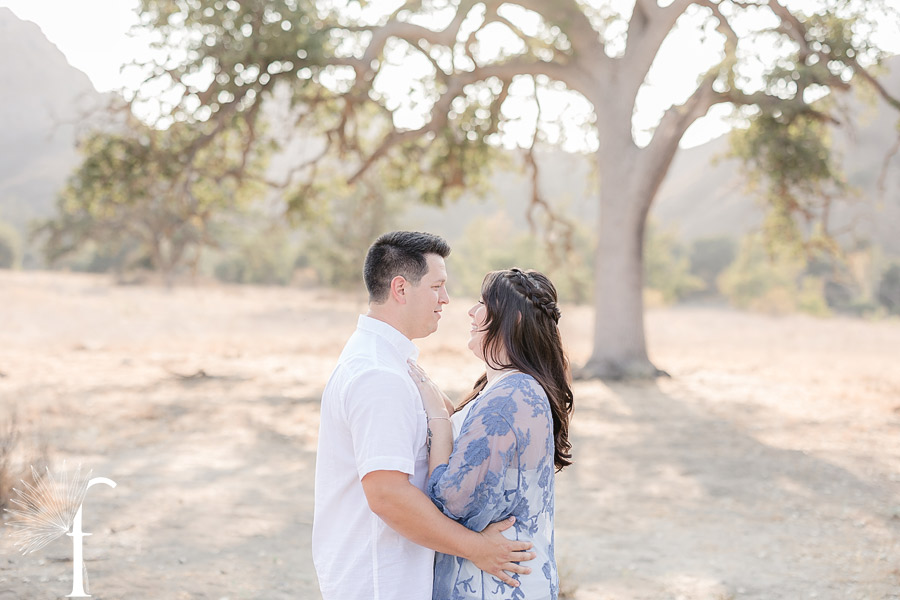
[427, 372, 558, 600]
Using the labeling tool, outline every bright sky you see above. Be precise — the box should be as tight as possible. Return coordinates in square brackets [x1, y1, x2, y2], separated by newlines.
[0, 0, 154, 92]
[1, 0, 897, 150]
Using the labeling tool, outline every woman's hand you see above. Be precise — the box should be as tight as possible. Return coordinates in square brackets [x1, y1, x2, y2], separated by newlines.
[407, 360, 453, 418]
[408, 360, 454, 475]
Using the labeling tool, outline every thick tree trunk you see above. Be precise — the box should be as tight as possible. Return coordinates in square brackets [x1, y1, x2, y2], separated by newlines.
[578, 150, 668, 380]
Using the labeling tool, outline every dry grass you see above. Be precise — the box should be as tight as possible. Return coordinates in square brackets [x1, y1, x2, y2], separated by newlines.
[0, 270, 898, 599]
[0, 409, 48, 516]
[0, 410, 18, 512]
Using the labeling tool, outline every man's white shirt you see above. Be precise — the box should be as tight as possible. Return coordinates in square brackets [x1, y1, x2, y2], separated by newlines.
[313, 315, 433, 600]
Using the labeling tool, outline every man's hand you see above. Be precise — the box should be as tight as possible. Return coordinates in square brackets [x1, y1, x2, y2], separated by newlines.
[468, 517, 536, 587]
[361, 472, 536, 588]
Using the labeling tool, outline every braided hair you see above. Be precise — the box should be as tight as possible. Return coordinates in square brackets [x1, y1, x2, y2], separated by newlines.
[458, 268, 574, 471]
[505, 268, 562, 324]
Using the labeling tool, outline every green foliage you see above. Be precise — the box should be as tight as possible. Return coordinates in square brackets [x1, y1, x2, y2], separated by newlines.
[297, 177, 405, 290]
[643, 222, 704, 304]
[131, 0, 518, 213]
[47, 238, 143, 275]
[449, 213, 540, 297]
[723, 8, 889, 260]
[689, 237, 738, 294]
[877, 263, 900, 315]
[386, 127, 500, 208]
[214, 224, 299, 286]
[0, 221, 22, 269]
[453, 216, 715, 306]
[37, 117, 267, 284]
[803, 251, 880, 316]
[449, 212, 593, 304]
[718, 234, 829, 316]
[136, 0, 331, 122]
[730, 111, 846, 256]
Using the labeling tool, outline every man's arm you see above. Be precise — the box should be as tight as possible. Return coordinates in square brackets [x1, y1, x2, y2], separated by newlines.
[361, 470, 535, 587]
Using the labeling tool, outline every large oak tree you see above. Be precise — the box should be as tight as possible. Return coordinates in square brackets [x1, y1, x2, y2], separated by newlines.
[132, 0, 899, 377]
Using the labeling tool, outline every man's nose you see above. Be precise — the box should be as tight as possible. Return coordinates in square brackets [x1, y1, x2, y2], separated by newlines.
[439, 287, 450, 304]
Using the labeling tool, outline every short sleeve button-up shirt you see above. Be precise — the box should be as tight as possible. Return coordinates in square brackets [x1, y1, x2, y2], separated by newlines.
[313, 315, 433, 600]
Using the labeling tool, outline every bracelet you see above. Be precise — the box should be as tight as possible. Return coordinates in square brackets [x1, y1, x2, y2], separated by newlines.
[427, 416, 450, 422]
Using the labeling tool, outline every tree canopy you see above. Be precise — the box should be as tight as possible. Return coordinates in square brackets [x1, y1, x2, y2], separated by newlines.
[39, 113, 265, 284]
[129, 0, 898, 199]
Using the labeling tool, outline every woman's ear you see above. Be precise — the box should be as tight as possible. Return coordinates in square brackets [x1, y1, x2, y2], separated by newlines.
[390, 275, 407, 304]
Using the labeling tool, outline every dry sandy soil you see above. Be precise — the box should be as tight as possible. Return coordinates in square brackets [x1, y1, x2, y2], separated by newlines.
[0, 270, 898, 600]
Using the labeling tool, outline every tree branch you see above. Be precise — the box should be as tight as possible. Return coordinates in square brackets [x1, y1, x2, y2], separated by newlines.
[621, 0, 696, 93]
[360, 0, 480, 69]
[510, 0, 606, 65]
[642, 71, 720, 201]
[523, 82, 574, 263]
[346, 57, 587, 183]
[765, 0, 899, 110]
[845, 58, 900, 111]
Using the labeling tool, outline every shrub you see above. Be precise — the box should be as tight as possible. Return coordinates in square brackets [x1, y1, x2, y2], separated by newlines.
[214, 225, 299, 286]
[0, 411, 48, 513]
[0, 221, 22, 269]
[689, 236, 738, 294]
[296, 182, 405, 290]
[718, 234, 829, 315]
[877, 263, 900, 315]
[644, 222, 704, 303]
[449, 212, 594, 304]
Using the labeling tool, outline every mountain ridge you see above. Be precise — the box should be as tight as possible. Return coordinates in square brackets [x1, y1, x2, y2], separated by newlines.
[0, 7, 107, 253]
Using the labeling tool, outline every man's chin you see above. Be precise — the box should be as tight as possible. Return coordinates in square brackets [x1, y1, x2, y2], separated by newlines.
[414, 324, 439, 339]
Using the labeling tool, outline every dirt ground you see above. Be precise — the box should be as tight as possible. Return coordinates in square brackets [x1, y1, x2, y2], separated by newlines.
[0, 270, 898, 600]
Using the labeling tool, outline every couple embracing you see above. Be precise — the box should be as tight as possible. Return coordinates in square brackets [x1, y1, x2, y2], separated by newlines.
[312, 231, 574, 600]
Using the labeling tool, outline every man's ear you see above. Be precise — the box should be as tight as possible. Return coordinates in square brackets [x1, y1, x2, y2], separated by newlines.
[390, 275, 407, 304]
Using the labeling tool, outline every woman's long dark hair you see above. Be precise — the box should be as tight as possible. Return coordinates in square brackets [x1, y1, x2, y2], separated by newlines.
[457, 268, 574, 471]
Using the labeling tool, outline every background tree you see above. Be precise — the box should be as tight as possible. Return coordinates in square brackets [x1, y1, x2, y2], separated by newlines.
[643, 220, 704, 304]
[0, 219, 21, 270]
[296, 172, 406, 289]
[131, 0, 900, 377]
[690, 236, 738, 294]
[877, 262, 900, 315]
[38, 114, 266, 286]
[718, 231, 830, 315]
[450, 212, 595, 303]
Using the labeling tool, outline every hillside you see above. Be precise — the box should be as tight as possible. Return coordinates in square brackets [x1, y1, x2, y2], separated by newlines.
[651, 57, 900, 252]
[0, 7, 107, 260]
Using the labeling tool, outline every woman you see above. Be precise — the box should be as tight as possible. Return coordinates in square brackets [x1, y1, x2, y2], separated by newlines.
[409, 268, 574, 600]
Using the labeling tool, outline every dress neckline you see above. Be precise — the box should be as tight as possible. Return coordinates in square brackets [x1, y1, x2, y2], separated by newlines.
[481, 369, 521, 395]
[451, 370, 522, 436]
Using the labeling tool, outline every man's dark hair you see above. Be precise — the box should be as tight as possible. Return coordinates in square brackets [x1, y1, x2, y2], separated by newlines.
[363, 231, 450, 303]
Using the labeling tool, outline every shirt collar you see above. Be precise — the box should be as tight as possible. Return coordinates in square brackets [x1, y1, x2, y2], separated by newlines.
[357, 314, 420, 362]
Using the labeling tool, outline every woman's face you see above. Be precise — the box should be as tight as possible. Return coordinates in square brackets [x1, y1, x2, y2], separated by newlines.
[466, 299, 489, 362]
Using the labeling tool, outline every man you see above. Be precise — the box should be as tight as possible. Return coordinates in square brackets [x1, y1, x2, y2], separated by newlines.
[312, 231, 534, 600]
